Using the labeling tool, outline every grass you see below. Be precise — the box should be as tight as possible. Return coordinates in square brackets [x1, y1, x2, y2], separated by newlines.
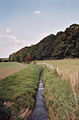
[42, 67, 79, 120]
[37, 59, 79, 74]
[0, 64, 42, 120]
[37, 59, 79, 104]
[0, 62, 26, 80]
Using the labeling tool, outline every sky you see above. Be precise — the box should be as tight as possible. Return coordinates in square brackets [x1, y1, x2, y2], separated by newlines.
[0, 0, 79, 58]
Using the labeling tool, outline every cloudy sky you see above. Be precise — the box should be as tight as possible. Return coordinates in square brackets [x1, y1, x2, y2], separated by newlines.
[0, 0, 79, 58]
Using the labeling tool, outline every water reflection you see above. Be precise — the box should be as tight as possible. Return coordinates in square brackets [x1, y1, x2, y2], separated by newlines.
[27, 76, 48, 120]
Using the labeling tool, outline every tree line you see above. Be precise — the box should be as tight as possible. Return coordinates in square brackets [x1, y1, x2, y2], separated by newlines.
[9, 24, 79, 62]
[0, 58, 8, 62]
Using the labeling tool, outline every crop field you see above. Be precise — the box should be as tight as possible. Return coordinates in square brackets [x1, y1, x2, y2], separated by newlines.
[0, 64, 42, 120]
[42, 67, 79, 120]
[0, 62, 26, 80]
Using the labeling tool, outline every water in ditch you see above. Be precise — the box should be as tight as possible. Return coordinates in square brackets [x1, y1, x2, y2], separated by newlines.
[27, 76, 48, 120]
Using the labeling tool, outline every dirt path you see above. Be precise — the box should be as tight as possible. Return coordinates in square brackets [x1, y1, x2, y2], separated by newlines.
[27, 75, 48, 120]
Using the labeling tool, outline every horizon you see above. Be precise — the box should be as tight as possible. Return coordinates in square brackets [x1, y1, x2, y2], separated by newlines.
[0, 0, 79, 58]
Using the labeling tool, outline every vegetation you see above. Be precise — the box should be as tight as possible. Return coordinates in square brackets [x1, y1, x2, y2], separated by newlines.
[0, 64, 42, 120]
[24, 56, 31, 64]
[0, 58, 8, 62]
[38, 59, 79, 74]
[9, 24, 79, 61]
[0, 62, 26, 80]
[42, 67, 79, 120]
[37, 59, 79, 99]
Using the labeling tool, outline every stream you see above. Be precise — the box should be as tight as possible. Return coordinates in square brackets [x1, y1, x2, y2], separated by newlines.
[27, 75, 48, 120]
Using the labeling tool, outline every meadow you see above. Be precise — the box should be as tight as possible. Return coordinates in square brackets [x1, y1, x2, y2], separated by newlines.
[0, 64, 42, 120]
[0, 60, 79, 120]
[37, 59, 79, 79]
[42, 67, 79, 120]
[0, 62, 26, 80]
[37, 59, 79, 102]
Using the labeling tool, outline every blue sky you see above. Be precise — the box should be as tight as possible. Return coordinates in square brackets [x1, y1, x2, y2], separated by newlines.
[0, 0, 79, 57]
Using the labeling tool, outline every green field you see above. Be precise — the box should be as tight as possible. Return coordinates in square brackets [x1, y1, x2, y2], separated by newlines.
[0, 62, 26, 80]
[1, 60, 79, 120]
[0, 64, 42, 120]
[42, 67, 79, 120]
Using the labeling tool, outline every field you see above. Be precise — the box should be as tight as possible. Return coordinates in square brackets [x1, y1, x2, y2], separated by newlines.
[0, 64, 42, 120]
[0, 62, 26, 80]
[36, 59, 79, 119]
[37, 59, 79, 76]
[42, 67, 79, 120]
[37, 59, 79, 100]
[1, 60, 79, 120]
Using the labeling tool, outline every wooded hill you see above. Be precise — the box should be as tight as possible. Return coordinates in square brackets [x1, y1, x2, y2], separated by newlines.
[9, 24, 79, 62]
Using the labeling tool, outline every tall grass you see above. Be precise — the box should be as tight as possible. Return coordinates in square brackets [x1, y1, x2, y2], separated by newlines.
[37, 59, 79, 106]
[0, 64, 42, 120]
[42, 67, 79, 120]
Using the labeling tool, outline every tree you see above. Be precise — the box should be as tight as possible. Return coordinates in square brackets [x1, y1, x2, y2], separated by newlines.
[24, 56, 31, 64]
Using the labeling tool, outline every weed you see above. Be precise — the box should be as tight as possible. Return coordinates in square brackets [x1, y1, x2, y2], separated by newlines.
[42, 67, 79, 120]
[0, 64, 42, 120]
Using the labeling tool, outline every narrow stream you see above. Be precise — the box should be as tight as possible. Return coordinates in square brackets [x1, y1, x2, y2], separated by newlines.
[27, 75, 48, 120]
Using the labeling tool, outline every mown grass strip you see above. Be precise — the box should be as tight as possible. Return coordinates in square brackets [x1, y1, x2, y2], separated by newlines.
[0, 64, 42, 120]
[42, 67, 79, 120]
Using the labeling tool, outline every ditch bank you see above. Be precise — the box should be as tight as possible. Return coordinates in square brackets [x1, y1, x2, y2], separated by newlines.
[27, 74, 48, 120]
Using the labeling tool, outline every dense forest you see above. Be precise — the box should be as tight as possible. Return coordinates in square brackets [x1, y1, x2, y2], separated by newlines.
[9, 24, 79, 62]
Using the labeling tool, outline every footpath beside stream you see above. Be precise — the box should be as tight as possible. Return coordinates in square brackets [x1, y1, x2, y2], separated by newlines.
[27, 75, 48, 120]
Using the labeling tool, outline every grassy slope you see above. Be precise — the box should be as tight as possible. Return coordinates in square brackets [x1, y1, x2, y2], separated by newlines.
[0, 64, 42, 120]
[42, 67, 79, 120]
[0, 62, 26, 80]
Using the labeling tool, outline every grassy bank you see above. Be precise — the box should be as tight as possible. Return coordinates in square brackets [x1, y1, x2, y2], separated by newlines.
[0, 62, 26, 80]
[42, 67, 79, 120]
[38, 59, 79, 74]
[0, 64, 42, 120]
[37, 59, 79, 103]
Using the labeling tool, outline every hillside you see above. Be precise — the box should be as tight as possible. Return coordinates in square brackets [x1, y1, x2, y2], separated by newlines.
[9, 24, 79, 62]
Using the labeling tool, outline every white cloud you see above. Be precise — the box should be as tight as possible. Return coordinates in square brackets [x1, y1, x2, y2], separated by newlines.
[0, 34, 3, 39]
[6, 34, 26, 45]
[11, 22, 15, 26]
[8, 35, 16, 40]
[0, 29, 26, 58]
[6, 28, 13, 34]
[34, 10, 41, 15]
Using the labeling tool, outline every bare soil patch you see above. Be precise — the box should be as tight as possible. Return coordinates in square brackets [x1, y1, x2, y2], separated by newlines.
[0, 62, 26, 80]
